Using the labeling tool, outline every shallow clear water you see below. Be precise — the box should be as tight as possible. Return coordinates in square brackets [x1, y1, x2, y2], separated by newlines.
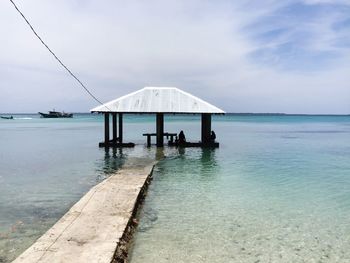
[0, 113, 161, 262]
[1, 114, 350, 262]
[130, 115, 350, 263]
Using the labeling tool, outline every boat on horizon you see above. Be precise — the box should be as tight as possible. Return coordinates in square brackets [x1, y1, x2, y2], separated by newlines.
[38, 110, 73, 118]
[0, 115, 14, 120]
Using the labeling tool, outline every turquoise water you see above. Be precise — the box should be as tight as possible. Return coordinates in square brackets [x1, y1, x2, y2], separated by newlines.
[0, 113, 156, 262]
[0, 114, 350, 262]
[129, 115, 350, 262]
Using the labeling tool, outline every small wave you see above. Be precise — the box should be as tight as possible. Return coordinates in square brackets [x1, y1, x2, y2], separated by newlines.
[14, 117, 33, 120]
[281, 135, 299, 139]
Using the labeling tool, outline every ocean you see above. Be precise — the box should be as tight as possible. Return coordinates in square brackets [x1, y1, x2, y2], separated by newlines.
[0, 114, 350, 262]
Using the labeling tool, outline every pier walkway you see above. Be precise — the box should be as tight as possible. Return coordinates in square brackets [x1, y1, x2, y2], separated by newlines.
[13, 161, 156, 263]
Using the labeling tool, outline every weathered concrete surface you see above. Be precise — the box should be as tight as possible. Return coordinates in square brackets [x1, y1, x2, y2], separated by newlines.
[13, 163, 156, 263]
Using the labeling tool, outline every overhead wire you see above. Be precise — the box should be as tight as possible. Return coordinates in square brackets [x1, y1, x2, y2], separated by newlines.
[9, 0, 109, 109]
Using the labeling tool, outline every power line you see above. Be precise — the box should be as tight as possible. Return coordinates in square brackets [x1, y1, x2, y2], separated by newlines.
[9, 0, 108, 109]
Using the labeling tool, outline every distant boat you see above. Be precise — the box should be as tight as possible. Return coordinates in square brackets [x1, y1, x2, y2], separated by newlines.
[0, 116, 13, 120]
[38, 110, 73, 118]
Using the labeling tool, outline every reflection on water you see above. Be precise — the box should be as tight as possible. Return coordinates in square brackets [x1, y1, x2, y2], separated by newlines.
[95, 148, 126, 181]
[130, 119, 350, 263]
[129, 147, 220, 262]
[155, 147, 166, 161]
[0, 115, 145, 262]
[200, 148, 218, 172]
[1, 114, 350, 262]
[177, 147, 186, 156]
[0, 144, 160, 262]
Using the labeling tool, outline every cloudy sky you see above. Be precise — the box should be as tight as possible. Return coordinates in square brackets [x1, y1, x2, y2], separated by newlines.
[1, 0, 349, 113]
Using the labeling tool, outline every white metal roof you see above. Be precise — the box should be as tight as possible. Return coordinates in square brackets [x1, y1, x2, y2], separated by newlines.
[90, 87, 225, 114]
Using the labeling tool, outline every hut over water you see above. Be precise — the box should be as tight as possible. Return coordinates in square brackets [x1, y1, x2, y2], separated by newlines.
[91, 87, 225, 147]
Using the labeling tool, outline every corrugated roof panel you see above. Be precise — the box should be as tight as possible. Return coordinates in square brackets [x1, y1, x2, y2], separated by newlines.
[90, 87, 225, 114]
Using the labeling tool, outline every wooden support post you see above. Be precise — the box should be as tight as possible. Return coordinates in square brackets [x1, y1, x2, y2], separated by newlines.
[156, 113, 164, 147]
[104, 113, 110, 146]
[118, 113, 123, 144]
[201, 113, 211, 145]
[147, 135, 151, 147]
[112, 113, 117, 143]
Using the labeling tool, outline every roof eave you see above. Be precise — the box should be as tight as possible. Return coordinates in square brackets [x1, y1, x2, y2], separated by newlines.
[90, 110, 225, 115]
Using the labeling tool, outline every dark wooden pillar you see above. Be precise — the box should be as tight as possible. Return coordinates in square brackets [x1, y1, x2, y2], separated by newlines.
[118, 113, 123, 144]
[156, 113, 164, 147]
[104, 113, 110, 145]
[201, 113, 211, 144]
[112, 113, 117, 143]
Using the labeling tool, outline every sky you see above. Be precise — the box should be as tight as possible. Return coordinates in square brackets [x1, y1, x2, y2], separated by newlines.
[0, 0, 349, 114]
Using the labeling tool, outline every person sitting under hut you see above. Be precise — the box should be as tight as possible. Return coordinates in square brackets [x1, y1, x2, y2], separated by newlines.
[210, 130, 216, 142]
[178, 130, 186, 144]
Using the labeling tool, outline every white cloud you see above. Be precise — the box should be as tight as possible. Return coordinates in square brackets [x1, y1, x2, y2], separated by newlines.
[0, 0, 349, 113]
[303, 0, 350, 5]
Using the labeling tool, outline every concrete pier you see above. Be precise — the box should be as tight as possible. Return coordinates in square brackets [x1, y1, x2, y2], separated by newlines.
[13, 162, 156, 263]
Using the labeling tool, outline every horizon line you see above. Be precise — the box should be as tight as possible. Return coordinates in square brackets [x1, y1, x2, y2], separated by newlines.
[1, 112, 349, 116]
